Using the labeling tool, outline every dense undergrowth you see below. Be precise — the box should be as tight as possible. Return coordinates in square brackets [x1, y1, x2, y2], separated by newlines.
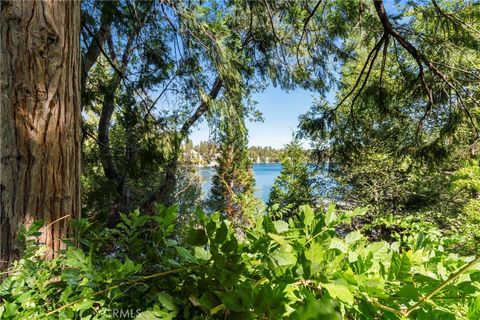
[1, 205, 479, 319]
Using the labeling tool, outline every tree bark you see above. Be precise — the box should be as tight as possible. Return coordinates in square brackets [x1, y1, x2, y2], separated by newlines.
[0, 0, 81, 268]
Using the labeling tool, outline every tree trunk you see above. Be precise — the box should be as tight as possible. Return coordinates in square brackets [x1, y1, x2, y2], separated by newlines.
[0, 0, 81, 268]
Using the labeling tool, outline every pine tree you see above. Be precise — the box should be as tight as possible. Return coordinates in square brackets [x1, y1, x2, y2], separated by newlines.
[209, 117, 255, 221]
[267, 138, 315, 219]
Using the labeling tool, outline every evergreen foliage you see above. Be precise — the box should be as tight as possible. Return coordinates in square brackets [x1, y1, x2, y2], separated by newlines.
[299, 0, 480, 230]
[268, 138, 316, 219]
[209, 115, 257, 222]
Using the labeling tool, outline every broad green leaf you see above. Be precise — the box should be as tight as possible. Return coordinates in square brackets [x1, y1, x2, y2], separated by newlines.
[135, 311, 157, 320]
[350, 207, 367, 217]
[345, 231, 363, 245]
[388, 252, 411, 281]
[194, 246, 211, 261]
[306, 242, 324, 274]
[322, 282, 354, 305]
[186, 228, 208, 246]
[215, 221, 228, 243]
[71, 299, 93, 312]
[366, 242, 389, 261]
[197, 292, 221, 310]
[398, 284, 420, 300]
[26, 220, 45, 237]
[273, 220, 289, 234]
[165, 205, 178, 224]
[175, 246, 197, 263]
[65, 248, 86, 267]
[210, 212, 220, 221]
[325, 204, 336, 226]
[291, 292, 339, 320]
[122, 257, 141, 275]
[329, 238, 348, 253]
[268, 233, 287, 246]
[301, 205, 315, 228]
[158, 292, 176, 311]
[457, 273, 471, 284]
[218, 292, 243, 312]
[271, 249, 297, 267]
[348, 251, 358, 263]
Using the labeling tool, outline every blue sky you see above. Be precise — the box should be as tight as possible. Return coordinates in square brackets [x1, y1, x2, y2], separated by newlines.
[190, 86, 321, 148]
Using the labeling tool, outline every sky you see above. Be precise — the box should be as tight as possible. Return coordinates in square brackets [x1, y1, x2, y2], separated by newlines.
[190, 86, 321, 148]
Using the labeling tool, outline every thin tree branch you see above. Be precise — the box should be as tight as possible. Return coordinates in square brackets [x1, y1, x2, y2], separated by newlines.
[404, 256, 480, 316]
[333, 35, 386, 112]
[296, 0, 323, 64]
[180, 77, 223, 139]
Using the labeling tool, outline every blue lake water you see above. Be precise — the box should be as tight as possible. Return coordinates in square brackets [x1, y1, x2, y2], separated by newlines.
[199, 163, 282, 202]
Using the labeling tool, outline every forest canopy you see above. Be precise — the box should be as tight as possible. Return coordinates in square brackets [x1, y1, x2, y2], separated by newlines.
[1, 0, 480, 319]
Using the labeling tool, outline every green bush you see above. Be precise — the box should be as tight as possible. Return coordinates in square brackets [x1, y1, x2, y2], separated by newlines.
[1, 205, 479, 319]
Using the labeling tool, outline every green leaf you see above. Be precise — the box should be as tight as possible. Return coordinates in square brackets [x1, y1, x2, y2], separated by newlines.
[322, 282, 354, 305]
[398, 283, 420, 300]
[135, 311, 157, 320]
[329, 238, 348, 254]
[305, 242, 324, 274]
[221, 238, 238, 254]
[268, 233, 287, 246]
[26, 220, 45, 237]
[388, 252, 412, 281]
[325, 204, 336, 226]
[71, 299, 93, 312]
[187, 228, 208, 246]
[175, 246, 197, 263]
[197, 292, 221, 310]
[350, 207, 367, 218]
[165, 205, 178, 225]
[218, 292, 243, 312]
[158, 292, 176, 311]
[271, 249, 296, 267]
[468, 296, 480, 320]
[122, 257, 141, 275]
[194, 246, 211, 261]
[414, 232, 426, 250]
[65, 248, 86, 267]
[210, 212, 221, 222]
[273, 220, 289, 233]
[366, 242, 390, 261]
[345, 230, 363, 245]
[215, 221, 228, 243]
[301, 205, 315, 228]
[291, 292, 338, 320]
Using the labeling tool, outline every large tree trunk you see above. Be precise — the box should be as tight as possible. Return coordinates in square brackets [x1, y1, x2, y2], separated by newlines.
[0, 0, 81, 268]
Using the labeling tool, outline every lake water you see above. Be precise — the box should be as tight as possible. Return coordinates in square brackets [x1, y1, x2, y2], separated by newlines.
[199, 163, 282, 202]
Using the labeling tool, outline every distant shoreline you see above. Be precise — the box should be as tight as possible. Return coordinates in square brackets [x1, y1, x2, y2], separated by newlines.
[198, 162, 281, 169]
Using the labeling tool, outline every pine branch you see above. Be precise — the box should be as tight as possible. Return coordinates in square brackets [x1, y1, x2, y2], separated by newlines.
[296, 0, 323, 65]
[372, 0, 479, 136]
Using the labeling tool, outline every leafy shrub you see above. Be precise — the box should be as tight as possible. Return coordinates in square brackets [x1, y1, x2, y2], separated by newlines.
[1, 205, 479, 319]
